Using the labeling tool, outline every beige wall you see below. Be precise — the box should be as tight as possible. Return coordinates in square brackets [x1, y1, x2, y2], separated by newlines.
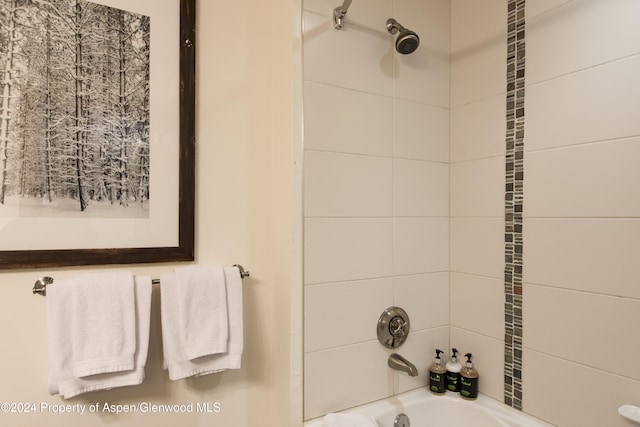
[0, 0, 299, 426]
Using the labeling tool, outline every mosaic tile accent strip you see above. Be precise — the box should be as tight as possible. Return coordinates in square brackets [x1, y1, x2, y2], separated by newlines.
[504, 0, 525, 411]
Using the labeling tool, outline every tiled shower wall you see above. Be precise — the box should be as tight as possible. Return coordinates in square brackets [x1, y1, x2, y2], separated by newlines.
[452, 0, 640, 426]
[302, 0, 450, 419]
[304, 0, 640, 425]
[522, 0, 640, 426]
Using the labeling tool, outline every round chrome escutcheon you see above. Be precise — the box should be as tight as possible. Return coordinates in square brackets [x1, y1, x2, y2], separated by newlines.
[377, 306, 410, 349]
[394, 413, 410, 427]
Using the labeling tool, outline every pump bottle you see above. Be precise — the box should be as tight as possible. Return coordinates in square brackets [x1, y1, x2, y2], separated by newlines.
[460, 352, 479, 400]
[445, 348, 461, 393]
[429, 349, 446, 394]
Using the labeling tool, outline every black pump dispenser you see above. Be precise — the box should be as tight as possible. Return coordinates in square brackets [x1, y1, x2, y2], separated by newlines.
[460, 353, 479, 400]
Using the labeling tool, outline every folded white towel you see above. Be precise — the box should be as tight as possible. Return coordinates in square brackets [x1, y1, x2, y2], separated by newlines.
[323, 413, 379, 427]
[175, 265, 228, 360]
[71, 271, 136, 377]
[47, 276, 152, 399]
[161, 266, 243, 380]
[47, 278, 73, 396]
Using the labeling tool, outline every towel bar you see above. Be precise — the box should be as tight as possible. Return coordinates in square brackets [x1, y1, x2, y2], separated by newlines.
[32, 264, 250, 296]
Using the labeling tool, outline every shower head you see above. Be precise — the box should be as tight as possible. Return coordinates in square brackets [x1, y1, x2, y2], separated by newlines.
[386, 18, 420, 54]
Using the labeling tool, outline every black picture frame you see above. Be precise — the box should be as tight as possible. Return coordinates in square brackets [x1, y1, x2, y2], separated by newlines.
[0, 0, 195, 269]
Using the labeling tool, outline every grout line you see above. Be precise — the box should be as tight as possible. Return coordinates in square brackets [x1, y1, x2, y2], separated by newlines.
[304, 270, 450, 288]
[526, 51, 640, 88]
[303, 80, 449, 110]
[522, 347, 640, 384]
[524, 217, 640, 221]
[304, 147, 449, 165]
[524, 134, 640, 155]
[305, 325, 451, 355]
[304, 216, 450, 220]
[450, 325, 504, 343]
[450, 153, 506, 165]
[524, 281, 640, 303]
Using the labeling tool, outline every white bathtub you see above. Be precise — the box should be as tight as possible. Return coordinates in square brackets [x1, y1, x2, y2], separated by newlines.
[304, 389, 556, 427]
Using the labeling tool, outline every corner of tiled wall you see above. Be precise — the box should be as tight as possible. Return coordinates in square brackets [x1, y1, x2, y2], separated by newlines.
[449, 0, 507, 404]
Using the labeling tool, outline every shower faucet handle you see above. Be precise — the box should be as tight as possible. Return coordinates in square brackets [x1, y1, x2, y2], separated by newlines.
[390, 316, 407, 337]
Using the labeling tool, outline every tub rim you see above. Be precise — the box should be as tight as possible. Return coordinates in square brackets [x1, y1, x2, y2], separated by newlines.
[303, 389, 556, 427]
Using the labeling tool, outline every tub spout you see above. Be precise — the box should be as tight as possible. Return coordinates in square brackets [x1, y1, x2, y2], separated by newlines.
[388, 353, 418, 377]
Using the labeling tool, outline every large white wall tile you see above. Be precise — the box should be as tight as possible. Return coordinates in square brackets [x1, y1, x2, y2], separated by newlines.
[304, 342, 392, 419]
[394, 0, 450, 107]
[450, 93, 506, 162]
[450, 156, 504, 218]
[527, 0, 640, 84]
[450, 0, 506, 106]
[526, 55, 640, 151]
[304, 82, 393, 156]
[526, 138, 640, 218]
[526, 0, 573, 19]
[394, 48, 450, 108]
[394, 159, 448, 217]
[523, 350, 640, 427]
[524, 219, 640, 299]
[305, 151, 392, 217]
[393, 218, 449, 276]
[450, 327, 504, 402]
[304, 218, 393, 284]
[396, 327, 450, 394]
[450, 218, 504, 278]
[394, 273, 449, 332]
[524, 284, 640, 381]
[303, 11, 393, 96]
[450, 273, 504, 340]
[305, 279, 393, 353]
[393, 99, 449, 162]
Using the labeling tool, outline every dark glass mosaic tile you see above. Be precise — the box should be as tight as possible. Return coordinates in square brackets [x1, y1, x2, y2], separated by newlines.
[504, 0, 525, 411]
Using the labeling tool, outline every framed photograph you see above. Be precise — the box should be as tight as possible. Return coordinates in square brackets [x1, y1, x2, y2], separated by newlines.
[0, 0, 195, 269]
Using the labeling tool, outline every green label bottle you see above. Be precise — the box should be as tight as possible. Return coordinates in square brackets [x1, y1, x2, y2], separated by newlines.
[429, 349, 447, 394]
[445, 348, 461, 392]
[460, 353, 479, 400]
[446, 371, 460, 392]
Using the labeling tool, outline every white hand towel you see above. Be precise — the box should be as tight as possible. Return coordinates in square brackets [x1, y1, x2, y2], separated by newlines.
[47, 276, 152, 399]
[71, 271, 136, 377]
[175, 265, 228, 360]
[161, 266, 243, 380]
[46, 278, 73, 396]
[323, 413, 379, 427]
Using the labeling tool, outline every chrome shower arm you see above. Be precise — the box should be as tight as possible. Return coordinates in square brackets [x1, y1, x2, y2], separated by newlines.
[333, 0, 353, 30]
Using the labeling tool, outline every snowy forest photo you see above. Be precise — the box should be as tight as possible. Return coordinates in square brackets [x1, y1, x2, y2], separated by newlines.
[0, 0, 150, 217]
